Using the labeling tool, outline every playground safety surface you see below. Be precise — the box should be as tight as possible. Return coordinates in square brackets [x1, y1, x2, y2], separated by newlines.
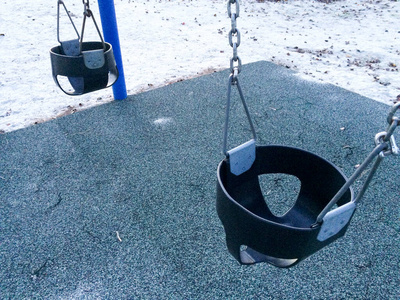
[1, 61, 399, 298]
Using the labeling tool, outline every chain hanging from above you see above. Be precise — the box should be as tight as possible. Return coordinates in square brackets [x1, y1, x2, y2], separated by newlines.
[80, 0, 105, 53]
[227, 0, 242, 81]
[57, 0, 80, 46]
[223, 0, 257, 175]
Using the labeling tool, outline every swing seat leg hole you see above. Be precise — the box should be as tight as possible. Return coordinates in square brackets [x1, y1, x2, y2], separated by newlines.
[258, 173, 301, 218]
[56, 75, 84, 95]
[55, 70, 117, 95]
[239, 245, 299, 267]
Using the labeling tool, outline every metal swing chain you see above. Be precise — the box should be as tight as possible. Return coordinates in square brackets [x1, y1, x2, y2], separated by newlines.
[80, 0, 105, 52]
[227, 0, 242, 80]
[82, 0, 91, 15]
[315, 103, 400, 225]
[57, 0, 80, 43]
[223, 0, 257, 156]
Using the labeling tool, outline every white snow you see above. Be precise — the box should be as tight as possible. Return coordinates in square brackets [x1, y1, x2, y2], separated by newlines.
[1, 0, 399, 133]
[153, 117, 174, 129]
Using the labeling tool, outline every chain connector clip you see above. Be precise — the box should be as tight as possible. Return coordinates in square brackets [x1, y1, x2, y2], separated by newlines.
[79, 0, 105, 53]
[83, 0, 90, 16]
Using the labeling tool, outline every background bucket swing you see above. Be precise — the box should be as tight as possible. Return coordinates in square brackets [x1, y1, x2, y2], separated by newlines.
[50, 42, 118, 95]
[50, 0, 118, 95]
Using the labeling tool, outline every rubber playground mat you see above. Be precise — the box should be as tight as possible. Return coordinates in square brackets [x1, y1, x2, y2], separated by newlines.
[1, 61, 399, 298]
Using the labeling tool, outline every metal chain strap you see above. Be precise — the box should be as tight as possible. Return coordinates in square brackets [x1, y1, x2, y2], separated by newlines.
[227, 0, 242, 80]
[223, 0, 257, 156]
[375, 102, 400, 157]
[83, 0, 91, 17]
[315, 103, 400, 224]
[57, 0, 80, 43]
[56, 0, 104, 52]
[80, 0, 105, 52]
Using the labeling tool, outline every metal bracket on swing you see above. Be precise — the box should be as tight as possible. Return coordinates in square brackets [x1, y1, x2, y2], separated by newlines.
[317, 201, 356, 241]
[227, 139, 256, 176]
[57, 1, 81, 56]
[80, 0, 106, 69]
[223, 75, 257, 176]
[60, 39, 80, 56]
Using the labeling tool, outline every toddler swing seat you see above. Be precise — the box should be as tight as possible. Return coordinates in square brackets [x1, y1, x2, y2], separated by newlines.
[217, 0, 399, 268]
[50, 0, 118, 95]
[217, 83, 398, 268]
[217, 145, 354, 268]
[50, 41, 118, 95]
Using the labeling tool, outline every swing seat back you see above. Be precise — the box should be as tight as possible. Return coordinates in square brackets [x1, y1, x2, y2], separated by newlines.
[216, 145, 354, 268]
[50, 41, 118, 95]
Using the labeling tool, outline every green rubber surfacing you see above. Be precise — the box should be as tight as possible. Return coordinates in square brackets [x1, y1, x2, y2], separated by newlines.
[0, 61, 399, 298]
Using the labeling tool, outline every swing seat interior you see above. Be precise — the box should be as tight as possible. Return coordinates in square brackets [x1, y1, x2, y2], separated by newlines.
[50, 41, 118, 95]
[216, 145, 354, 268]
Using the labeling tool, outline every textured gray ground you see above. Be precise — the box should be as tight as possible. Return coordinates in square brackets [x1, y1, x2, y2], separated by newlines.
[1, 61, 399, 299]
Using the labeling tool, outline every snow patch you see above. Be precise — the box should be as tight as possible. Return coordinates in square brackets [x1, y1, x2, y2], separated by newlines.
[153, 117, 174, 129]
[1, 0, 399, 133]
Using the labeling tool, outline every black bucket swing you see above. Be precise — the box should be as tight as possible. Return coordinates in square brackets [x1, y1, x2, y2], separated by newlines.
[50, 0, 118, 95]
[216, 0, 400, 268]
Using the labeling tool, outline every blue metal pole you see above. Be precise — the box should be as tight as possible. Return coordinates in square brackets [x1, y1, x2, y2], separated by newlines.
[97, 0, 127, 100]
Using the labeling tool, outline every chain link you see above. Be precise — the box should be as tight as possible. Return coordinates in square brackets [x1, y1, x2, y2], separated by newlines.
[83, 0, 92, 17]
[227, 0, 241, 79]
[387, 102, 400, 126]
[80, 0, 105, 52]
[375, 102, 400, 156]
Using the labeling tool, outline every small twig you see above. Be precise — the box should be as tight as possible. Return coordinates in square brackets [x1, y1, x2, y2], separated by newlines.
[343, 145, 354, 157]
[31, 259, 49, 279]
[116, 231, 122, 242]
[46, 193, 62, 213]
